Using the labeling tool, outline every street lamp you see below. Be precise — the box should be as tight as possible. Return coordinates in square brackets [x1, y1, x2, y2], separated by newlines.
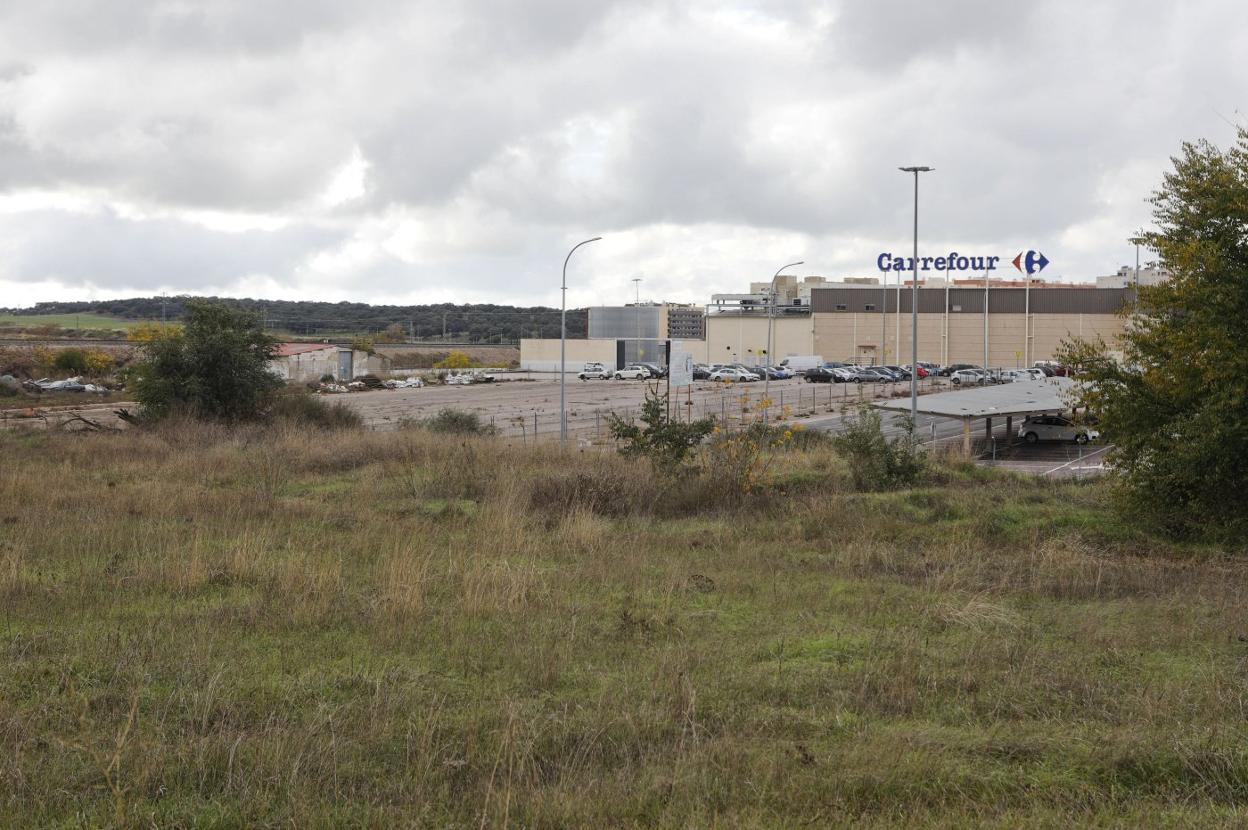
[1129, 236, 1145, 290]
[765, 260, 804, 421]
[560, 236, 602, 446]
[899, 166, 933, 423]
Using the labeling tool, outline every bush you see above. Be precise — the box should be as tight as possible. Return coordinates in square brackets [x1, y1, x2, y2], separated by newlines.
[51, 348, 88, 374]
[832, 404, 927, 491]
[407, 408, 497, 435]
[434, 350, 480, 370]
[269, 390, 363, 429]
[608, 389, 715, 473]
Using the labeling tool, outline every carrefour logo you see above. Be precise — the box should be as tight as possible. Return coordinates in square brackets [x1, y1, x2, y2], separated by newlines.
[876, 249, 1051, 274]
[1012, 250, 1049, 275]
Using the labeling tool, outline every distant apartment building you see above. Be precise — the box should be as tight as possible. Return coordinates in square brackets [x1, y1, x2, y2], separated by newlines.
[1096, 264, 1172, 289]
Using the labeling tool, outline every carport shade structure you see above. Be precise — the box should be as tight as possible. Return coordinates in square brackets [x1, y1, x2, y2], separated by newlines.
[875, 377, 1079, 456]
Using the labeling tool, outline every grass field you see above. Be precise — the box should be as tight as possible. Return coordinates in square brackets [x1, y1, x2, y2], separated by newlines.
[2, 422, 1247, 826]
[0, 312, 146, 331]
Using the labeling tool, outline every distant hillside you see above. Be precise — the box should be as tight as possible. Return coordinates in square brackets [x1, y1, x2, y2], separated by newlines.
[3, 297, 589, 342]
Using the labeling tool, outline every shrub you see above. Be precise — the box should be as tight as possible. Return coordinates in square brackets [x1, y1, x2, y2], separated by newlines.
[608, 389, 715, 473]
[269, 390, 363, 429]
[407, 408, 497, 435]
[832, 404, 927, 491]
[434, 350, 480, 370]
[51, 348, 89, 374]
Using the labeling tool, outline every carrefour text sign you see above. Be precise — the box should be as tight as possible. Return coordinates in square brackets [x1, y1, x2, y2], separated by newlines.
[877, 252, 1002, 273]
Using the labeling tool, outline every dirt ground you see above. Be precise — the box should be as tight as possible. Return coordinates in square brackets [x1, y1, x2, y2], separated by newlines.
[334, 374, 938, 441]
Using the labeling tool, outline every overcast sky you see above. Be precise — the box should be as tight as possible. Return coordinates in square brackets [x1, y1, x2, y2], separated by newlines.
[1, 1, 1244, 309]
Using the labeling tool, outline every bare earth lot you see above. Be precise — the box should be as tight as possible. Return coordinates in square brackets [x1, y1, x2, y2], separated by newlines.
[337, 374, 930, 440]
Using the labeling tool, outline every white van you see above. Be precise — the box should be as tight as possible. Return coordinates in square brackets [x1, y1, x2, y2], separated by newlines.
[778, 355, 825, 374]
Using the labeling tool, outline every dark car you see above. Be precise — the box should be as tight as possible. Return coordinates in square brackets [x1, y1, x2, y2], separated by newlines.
[804, 366, 839, 383]
[692, 364, 712, 380]
[637, 362, 667, 379]
[883, 365, 911, 381]
[941, 363, 982, 377]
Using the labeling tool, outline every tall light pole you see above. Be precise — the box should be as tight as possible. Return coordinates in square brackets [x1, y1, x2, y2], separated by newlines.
[1130, 237, 1144, 290]
[765, 260, 804, 421]
[560, 236, 602, 446]
[631, 276, 643, 363]
[899, 166, 933, 423]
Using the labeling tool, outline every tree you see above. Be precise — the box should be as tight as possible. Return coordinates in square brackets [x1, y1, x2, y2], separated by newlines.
[131, 300, 282, 422]
[1058, 127, 1248, 537]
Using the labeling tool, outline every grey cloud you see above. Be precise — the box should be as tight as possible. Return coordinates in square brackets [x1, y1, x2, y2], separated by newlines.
[1, 210, 344, 290]
[0, 0, 1243, 302]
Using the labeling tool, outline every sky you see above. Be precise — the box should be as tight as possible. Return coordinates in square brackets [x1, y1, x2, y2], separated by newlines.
[0, 0, 1245, 309]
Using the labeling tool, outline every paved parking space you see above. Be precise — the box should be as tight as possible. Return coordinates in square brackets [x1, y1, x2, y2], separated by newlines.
[978, 440, 1112, 477]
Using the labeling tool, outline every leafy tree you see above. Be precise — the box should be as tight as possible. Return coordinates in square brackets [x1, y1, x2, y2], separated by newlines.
[131, 301, 282, 422]
[1058, 127, 1248, 537]
[608, 389, 716, 473]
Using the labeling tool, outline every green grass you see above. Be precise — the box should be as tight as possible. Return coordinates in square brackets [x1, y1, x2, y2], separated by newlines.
[0, 312, 149, 330]
[1, 422, 1246, 826]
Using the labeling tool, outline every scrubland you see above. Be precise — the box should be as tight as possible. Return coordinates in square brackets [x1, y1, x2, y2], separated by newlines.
[1, 421, 1247, 827]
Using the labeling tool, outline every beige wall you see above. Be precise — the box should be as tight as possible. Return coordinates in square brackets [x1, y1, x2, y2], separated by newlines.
[703, 314, 816, 365]
[519, 338, 618, 372]
[272, 349, 388, 383]
[813, 311, 1126, 367]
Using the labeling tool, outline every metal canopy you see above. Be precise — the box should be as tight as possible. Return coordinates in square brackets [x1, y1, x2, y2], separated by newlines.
[876, 377, 1076, 420]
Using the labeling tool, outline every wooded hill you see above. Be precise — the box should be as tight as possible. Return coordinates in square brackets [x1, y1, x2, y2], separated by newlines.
[3, 297, 589, 342]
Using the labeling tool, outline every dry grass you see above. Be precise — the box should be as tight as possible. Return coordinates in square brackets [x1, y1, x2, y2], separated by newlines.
[1, 422, 1247, 826]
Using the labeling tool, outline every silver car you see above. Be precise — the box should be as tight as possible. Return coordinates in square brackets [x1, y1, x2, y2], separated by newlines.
[1018, 415, 1099, 444]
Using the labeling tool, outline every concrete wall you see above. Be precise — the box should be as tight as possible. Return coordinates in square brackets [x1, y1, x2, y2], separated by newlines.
[812, 311, 1126, 367]
[272, 349, 390, 383]
[703, 314, 816, 365]
[519, 338, 617, 372]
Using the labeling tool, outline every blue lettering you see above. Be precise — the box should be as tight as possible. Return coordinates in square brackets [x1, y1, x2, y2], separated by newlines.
[934, 257, 947, 270]
[876, 252, 892, 271]
[892, 257, 906, 271]
[987, 256, 1001, 270]
[956, 256, 970, 270]
[920, 257, 934, 270]
[970, 256, 985, 270]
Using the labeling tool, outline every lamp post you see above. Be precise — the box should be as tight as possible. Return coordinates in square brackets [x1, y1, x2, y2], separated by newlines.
[765, 260, 804, 421]
[899, 166, 933, 423]
[560, 236, 602, 446]
[631, 276, 642, 363]
[1129, 237, 1144, 290]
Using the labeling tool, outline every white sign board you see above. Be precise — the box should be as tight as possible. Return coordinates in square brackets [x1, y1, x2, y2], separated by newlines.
[668, 341, 694, 388]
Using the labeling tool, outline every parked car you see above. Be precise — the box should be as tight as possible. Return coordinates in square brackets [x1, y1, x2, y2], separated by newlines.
[1018, 414, 1099, 444]
[751, 365, 792, 380]
[709, 367, 759, 382]
[1034, 361, 1070, 377]
[853, 367, 894, 383]
[778, 355, 825, 374]
[692, 364, 713, 380]
[614, 365, 651, 380]
[577, 362, 611, 380]
[884, 365, 911, 381]
[637, 362, 667, 379]
[950, 369, 986, 385]
[804, 366, 839, 383]
[941, 363, 982, 377]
